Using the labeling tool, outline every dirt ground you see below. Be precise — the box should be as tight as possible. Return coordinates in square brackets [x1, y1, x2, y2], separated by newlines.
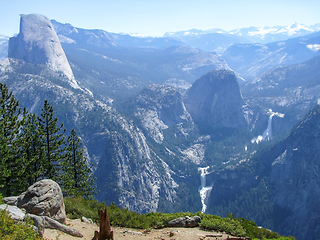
[43, 218, 233, 240]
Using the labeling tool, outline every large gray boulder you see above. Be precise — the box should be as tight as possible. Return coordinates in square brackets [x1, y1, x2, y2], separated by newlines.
[4, 179, 66, 224]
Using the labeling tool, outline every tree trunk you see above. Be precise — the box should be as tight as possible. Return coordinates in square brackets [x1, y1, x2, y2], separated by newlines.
[92, 207, 114, 240]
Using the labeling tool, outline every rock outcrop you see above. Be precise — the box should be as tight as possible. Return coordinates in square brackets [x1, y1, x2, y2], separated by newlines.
[3, 179, 66, 224]
[134, 84, 192, 143]
[167, 216, 201, 227]
[184, 70, 247, 133]
[8, 14, 80, 89]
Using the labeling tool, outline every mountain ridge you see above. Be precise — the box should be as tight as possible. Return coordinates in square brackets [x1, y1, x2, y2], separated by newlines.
[164, 22, 320, 43]
[223, 31, 320, 80]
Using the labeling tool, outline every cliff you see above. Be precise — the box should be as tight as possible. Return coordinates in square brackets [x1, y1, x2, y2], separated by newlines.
[8, 14, 80, 89]
[133, 84, 192, 143]
[184, 69, 247, 135]
[270, 105, 320, 239]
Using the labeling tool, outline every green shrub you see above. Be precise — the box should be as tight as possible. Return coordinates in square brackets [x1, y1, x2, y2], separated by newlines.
[199, 214, 246, 237]
[64, 196, 105, 222]
[108, 204, 150, 229]
[0, 209, 42, 240]
[198, 213, 295, 240]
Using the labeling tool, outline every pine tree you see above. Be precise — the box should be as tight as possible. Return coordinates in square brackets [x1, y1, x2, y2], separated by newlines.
[62, 128, 96, 199]
[20, 109, 46, 186]
[0, 83, 24, 196]
[37, 100, 66, 181]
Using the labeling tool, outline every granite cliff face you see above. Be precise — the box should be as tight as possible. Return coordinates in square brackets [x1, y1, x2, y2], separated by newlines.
[270, 106, 320, 240]
[8, 14, 80, 89]
[184, 70, 247, 134]
[203, 105, 320, 240]
[133, 84, 192, 143]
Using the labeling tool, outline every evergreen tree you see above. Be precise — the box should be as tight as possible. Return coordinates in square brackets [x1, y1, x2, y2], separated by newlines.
[0, 83, 24, 196]
[37, 100, 66, 181]
[62, 128, 96, 199]
[20, 109, 46, 186]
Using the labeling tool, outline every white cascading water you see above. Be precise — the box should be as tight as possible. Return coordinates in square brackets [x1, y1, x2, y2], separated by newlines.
[198, 166, 213, 213]
[251, 109, 285, 144]
[262, 114, 274, 140]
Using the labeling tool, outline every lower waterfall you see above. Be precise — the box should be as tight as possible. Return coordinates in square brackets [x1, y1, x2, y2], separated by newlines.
[198, 166, 212, 213]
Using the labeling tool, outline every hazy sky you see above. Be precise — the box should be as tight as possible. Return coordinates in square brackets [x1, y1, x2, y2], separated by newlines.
[1, 0, 320, 37]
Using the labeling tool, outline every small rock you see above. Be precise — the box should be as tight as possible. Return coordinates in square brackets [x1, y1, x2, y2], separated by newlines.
[81, 216, 93, 224]
[126, 230, 143, 235]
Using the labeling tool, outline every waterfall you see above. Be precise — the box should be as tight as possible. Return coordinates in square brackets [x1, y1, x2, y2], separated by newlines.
[251, 109, 285, 144]
[198, 166, 213, 213]
[262, 114, 273, 140]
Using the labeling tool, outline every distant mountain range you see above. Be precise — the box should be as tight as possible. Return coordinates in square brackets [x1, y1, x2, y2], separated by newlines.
[164, 22, 320, 53]
[223, 31, 320, 80]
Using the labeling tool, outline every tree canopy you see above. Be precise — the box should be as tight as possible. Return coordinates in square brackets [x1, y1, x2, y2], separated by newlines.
[0, 83, 96, 199]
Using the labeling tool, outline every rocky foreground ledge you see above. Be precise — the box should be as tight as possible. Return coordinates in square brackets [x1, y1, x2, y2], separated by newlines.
[1, 178, 246, 240]
[44, 219, 239, 240]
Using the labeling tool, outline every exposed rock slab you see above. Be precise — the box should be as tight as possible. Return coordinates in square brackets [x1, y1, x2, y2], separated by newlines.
[134, 84, 192, 143]
[0, 204, 25, 221]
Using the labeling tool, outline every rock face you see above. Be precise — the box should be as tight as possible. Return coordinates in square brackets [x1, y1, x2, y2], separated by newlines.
[134, 84, 192, 143]
[269, 105, 320, 240]
[204, 105, 320, 240]
[5, 179, 66, 224]
[8, 14, 80, 89]
[184, 70, 247, 133]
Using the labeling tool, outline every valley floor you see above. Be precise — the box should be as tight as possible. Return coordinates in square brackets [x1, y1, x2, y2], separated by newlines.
[43, 218, 233, 240]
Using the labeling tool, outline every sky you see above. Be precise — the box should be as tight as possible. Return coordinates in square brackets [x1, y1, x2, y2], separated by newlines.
[1, 0, 320, 37]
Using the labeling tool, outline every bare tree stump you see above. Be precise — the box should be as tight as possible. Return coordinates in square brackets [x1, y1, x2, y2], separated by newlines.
[92, 207, 114, 240]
